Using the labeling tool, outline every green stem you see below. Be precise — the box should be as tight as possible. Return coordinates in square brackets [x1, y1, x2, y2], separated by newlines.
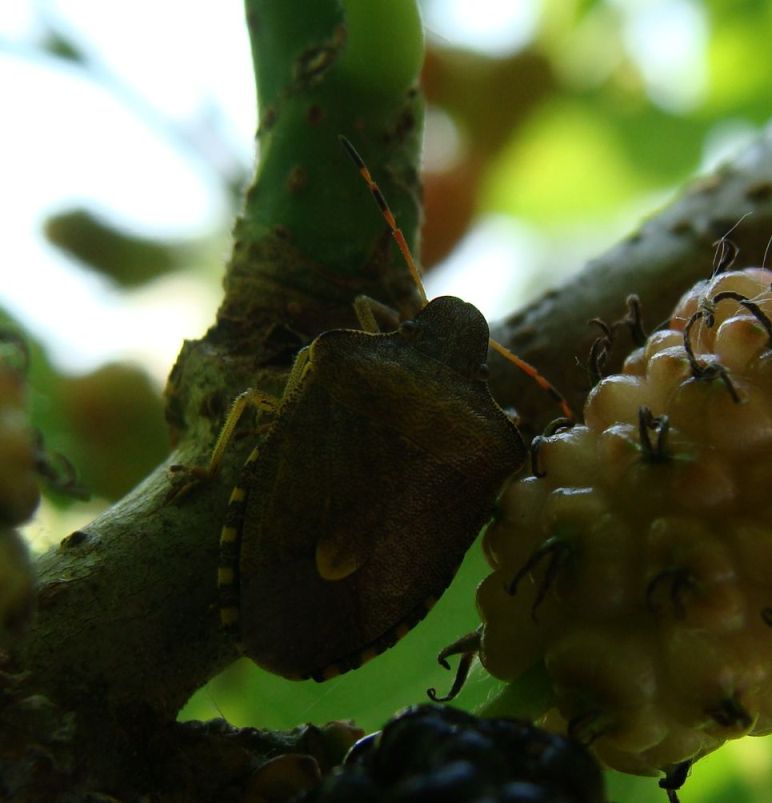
[238, 0, 424, 285]
[477, 662, 557, 721]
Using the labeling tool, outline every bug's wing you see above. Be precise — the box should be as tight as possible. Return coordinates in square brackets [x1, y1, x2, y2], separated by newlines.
[307, 389, 435, 581]
[240, 388, 481, 678]
[237, 330, 525, 679]
[238, 381, 458, 676]
[310, 410, 462, 582]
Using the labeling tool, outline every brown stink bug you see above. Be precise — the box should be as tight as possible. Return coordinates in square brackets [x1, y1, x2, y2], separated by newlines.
[201, 137, 572, 682]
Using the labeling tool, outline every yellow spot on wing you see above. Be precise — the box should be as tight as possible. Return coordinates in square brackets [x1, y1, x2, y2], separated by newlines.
[315, 539, 360, 580]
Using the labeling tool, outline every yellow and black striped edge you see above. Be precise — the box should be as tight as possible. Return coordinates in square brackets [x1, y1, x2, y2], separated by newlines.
[217, 446, 261, 635]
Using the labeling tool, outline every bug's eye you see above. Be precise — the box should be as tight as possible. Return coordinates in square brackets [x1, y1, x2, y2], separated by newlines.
[475, 363, 490, 382]
[399, 320, 418, 337]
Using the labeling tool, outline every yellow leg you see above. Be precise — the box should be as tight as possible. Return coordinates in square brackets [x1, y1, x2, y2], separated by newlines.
[353, 295, 401, 333]
[281, 346, 311, 396]
[206, 388, 279, 476]
[207, 344, 317, 474]
[168, 352, 310, 502]
[168, 388, 277, 501]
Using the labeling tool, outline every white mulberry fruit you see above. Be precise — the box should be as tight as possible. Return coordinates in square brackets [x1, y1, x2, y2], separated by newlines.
[477, 267, 772, 777]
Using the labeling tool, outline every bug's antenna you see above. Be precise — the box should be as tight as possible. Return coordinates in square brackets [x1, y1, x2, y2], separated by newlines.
[488, 340, 574, 422]
[340, 135, 574, 422]
[339, 135, 428, 306]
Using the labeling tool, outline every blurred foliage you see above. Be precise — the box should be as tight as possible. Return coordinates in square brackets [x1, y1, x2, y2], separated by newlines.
[421, 0, 772, 271]
[7, 1, 772, 801]
[39, 25, 87, 65]
[44, 208, 194, 288]
[0, 333, 37, 639]
[421, 46, 556, 264]
[0, 307, 168, 512]
[55, 362, 168, 500]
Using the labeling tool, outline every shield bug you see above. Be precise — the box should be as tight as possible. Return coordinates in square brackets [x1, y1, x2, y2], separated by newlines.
[204, 137, 572, 682]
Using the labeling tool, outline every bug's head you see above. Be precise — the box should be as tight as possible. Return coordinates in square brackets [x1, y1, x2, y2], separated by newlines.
[401, 296, 490, 380]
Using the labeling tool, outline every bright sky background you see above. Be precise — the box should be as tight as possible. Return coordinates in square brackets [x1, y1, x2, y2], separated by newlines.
[0, 0, 713, 382]
[0, 0, 253, 378]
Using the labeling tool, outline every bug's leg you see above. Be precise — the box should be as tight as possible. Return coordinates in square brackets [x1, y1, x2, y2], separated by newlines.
[280, 346, 311, 396]
[353, 294, 401, 333]
[427, 628, 481, 702]
[168, 387, 281, 501]
[205, 388, 280, 476]
[169, 346, 313, 503]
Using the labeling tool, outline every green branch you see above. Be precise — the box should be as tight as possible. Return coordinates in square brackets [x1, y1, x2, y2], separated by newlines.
[236, 0, 424, 280]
